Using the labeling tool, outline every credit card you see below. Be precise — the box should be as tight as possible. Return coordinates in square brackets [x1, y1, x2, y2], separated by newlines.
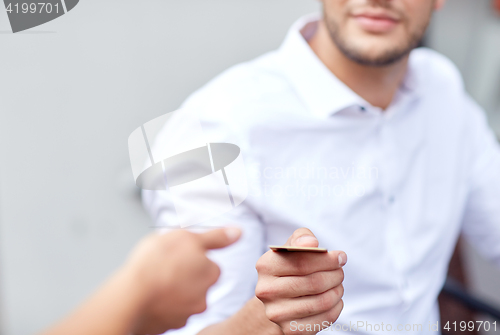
[269, 246, 328, 253]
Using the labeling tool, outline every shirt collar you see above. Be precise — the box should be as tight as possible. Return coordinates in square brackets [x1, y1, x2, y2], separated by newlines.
[278, 14, 421, 118]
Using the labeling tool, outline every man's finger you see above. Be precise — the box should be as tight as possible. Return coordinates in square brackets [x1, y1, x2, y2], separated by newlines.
[264, 286, 343, 323]
[257, 250, 347, 277]
[198, 227, 242, 250]
[269, 269, 344, 299]
[278, 299, 344, 334]
[284, 228, 319, 248]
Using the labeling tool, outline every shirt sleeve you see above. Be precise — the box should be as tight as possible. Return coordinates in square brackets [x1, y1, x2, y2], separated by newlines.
[165, 208, 265, 335]
[142, 168, 265, 335]
[460, 95, 500, 266]
[140, 99, 267, 334]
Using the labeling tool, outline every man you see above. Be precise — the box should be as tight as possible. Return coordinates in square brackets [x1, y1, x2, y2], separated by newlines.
[41, 228, 241, 335]
[143, 0, 500, 334]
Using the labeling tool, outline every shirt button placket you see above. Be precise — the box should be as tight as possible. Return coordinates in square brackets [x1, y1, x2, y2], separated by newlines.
[380, 116, 408, 312]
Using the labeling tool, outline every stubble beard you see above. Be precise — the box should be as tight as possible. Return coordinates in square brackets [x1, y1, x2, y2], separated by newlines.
[323, 12, 430, 67]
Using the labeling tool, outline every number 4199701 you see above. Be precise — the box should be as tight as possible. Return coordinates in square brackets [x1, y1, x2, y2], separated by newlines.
[444, 321, 497, 332]
[6, 3, 60, 14]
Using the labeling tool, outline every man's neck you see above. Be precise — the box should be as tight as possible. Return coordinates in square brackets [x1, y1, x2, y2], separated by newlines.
[308, 20, 409, 110]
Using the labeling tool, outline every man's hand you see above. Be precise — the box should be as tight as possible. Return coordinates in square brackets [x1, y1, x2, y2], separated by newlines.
[255, 228, 346, 335]
[126, 227, 242, 334]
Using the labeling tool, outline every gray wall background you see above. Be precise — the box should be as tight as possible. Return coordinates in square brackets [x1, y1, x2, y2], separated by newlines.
[0, 1, 499, 334]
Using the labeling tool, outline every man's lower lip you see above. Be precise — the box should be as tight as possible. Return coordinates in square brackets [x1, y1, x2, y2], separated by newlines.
[353, 16, 399, 33]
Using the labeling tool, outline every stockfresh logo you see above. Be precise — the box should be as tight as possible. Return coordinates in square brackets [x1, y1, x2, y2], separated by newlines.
[3, 0, 79, 33]
[128, 109, 249, 228]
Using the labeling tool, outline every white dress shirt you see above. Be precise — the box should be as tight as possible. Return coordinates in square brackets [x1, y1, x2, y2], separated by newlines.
[143, 15, 500, 335]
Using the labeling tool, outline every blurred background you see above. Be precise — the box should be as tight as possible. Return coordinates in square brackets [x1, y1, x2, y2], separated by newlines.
[0, 0, 499, 334]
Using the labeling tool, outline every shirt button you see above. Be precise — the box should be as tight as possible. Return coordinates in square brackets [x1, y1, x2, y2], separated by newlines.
[388, 196, 395, 204]
[360, 106, 366, 112]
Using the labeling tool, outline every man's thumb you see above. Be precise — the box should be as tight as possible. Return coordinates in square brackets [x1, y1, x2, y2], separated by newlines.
[199, 227, 242, 250]
[286, 227, 319, 247]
